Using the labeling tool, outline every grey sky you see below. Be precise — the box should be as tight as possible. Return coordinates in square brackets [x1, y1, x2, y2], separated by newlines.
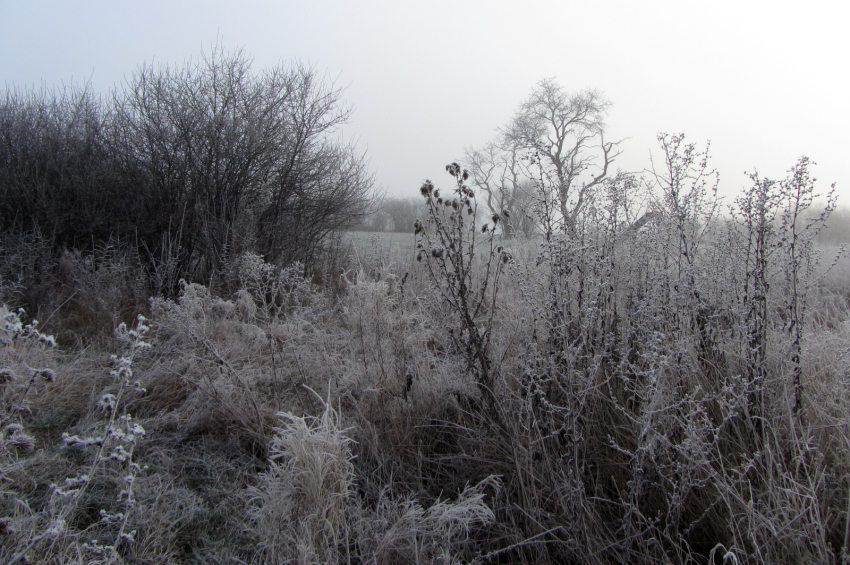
[2, 0, 846, 204]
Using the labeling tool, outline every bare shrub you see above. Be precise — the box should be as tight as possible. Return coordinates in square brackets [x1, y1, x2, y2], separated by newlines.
[148, 281, 272, 450]
[231, 252, 325, 323]
[112, 44, 377, 281]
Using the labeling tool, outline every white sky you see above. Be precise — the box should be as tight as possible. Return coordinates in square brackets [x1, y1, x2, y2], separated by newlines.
[2, 0, 847, 206]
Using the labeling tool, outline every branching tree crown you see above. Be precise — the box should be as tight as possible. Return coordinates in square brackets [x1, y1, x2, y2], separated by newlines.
[113, 44, 376, 278]
[465, 139, 537, 238]
[467, 78, 620, 239]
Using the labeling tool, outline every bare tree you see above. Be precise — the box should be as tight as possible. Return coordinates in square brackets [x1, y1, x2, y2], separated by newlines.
[112, 44, 376, 280]
[513, 80, 620, 238]
[467, 79, 620, 240]
[465, 139, 537, 237]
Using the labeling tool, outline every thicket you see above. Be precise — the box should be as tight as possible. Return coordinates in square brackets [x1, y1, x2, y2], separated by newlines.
[1, 76, 849, 564]
[0, 44, 375, 312]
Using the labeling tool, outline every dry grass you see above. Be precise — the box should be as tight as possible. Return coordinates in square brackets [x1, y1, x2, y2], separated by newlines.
[0, 227, 848, 564]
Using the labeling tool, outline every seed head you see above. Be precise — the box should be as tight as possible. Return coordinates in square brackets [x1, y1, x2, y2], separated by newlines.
[420, 181, 434, 197]
[502, 208, 511, 218]
[37, 368, 55, 382]
[0, 368, 16, 384]
[491, 213, 500, 224]
[3, 423, 23, 435]
[431, 247, 444, 258]
[98, 393, 117, 412]
[7, 430, 35, 452]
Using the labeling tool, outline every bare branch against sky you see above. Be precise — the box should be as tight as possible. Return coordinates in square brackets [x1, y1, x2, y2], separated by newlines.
[1, 0, 847, 202]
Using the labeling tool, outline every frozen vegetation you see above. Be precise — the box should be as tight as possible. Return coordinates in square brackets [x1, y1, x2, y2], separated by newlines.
[1, 45, 849, 565]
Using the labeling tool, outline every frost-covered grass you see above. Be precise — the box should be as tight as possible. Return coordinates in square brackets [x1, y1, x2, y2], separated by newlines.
[0, 220, 849, 564]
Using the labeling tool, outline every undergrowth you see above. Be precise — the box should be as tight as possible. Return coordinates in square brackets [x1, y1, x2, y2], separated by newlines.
[0, 158, 848, 564]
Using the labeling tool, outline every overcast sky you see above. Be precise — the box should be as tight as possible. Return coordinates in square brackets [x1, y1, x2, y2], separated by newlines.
[2, 0, 847, 206]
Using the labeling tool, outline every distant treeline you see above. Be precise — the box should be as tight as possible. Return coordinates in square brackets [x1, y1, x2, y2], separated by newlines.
[350, 197, 429, 233]
[352, 195, 850, 247]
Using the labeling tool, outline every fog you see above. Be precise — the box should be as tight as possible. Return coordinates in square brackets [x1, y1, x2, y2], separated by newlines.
[2, 0, 846, 201]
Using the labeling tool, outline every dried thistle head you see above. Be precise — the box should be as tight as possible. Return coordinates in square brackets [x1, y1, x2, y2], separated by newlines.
[7, 430, 35, 452]
[446, 163, 461, 177]
[37, 368, 55, 382]
[491, 213, 500, 224]
[482, 224, 489, 233]
[3, 424, 34, 452]
[3, 423, 23, 435]
[0, 368, 16, 384]
[98, 393, 117, 412]
[431, 247, 444, 258]
[502, 208, 511, 218]
[420, 181, 434, 197]
[414, 219, 423, 234]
